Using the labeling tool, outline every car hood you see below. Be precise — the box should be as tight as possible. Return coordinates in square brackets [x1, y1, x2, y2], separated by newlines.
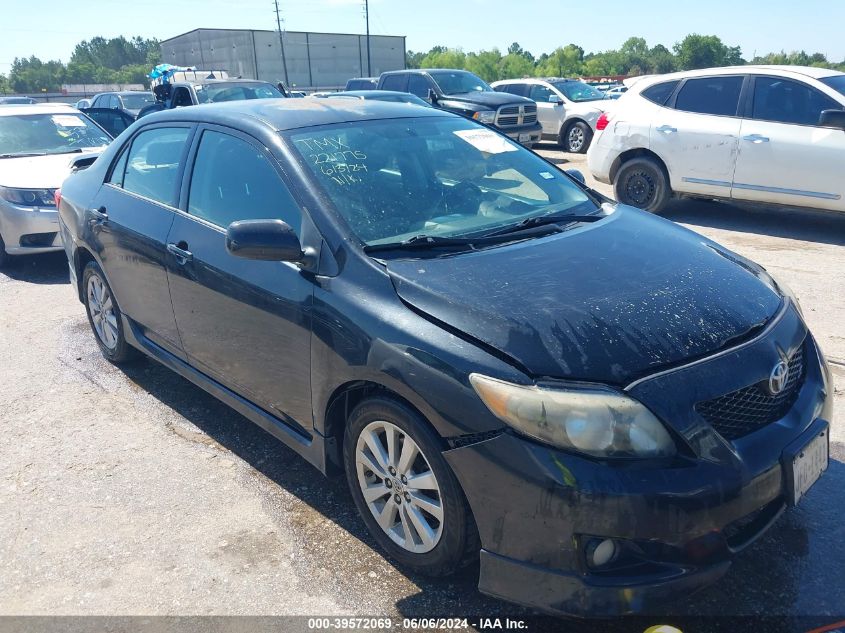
[0, 149, 106, 188]
[385, 206, 782, 385]
[441, 91, 534, 108]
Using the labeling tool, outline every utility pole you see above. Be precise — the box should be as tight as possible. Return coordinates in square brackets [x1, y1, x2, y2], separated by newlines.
[363, 0, 371, 76]
[273, 0, 290, 87]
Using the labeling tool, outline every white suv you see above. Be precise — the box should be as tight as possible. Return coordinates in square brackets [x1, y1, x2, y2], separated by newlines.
[587, 65, 845, 213]
[492, 78, 609, 153]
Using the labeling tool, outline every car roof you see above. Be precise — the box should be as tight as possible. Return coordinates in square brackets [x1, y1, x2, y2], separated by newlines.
[141, 98, 450, 131]
[492, 77, 579, 84]
[635, 65, 844, 86]
[0, 103, 77, 116]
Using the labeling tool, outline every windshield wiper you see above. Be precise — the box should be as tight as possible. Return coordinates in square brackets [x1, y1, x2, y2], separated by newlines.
[47, 148, 84, 155]
[364, 225, 561, 254]
[485, 212, 604, 237]
[0, 151, 48, 159]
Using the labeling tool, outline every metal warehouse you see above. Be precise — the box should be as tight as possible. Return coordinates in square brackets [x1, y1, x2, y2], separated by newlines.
[160, 28, 407, 90]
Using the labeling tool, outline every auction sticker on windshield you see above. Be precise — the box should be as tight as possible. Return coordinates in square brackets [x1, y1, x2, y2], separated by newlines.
[52, 115, 86, 127]
[454, 129, 518, 154]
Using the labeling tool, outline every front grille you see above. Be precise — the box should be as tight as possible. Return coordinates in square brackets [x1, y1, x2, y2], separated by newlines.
[695, 344, 806, 441]
[495, 103, 537, 128]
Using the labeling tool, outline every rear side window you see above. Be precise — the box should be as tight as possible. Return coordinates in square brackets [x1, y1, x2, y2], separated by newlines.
[407, 74, 431, 98]
[751, 77, 841, 126]
[641, 80, 680, 106]
[122, 127, 190, 206]
[187, 130, 301, 232]
[675, 76, 744, 116]
[380, 74, 407, 92]
[499, 84, 526, 97]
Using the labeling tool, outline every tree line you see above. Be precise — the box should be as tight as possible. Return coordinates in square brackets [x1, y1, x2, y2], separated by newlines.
[0, 36, 161, 94]
[406, 34, 845, 83]
[2, 33, 843, 94]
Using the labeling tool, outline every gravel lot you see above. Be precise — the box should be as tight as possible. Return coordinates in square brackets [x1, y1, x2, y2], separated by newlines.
[1, 144, 843, 628]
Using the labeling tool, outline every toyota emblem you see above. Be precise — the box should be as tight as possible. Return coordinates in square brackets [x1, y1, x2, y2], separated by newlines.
[768, 360, 789, 395]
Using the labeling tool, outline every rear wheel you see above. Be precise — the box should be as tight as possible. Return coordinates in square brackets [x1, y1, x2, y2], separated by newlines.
[562, 121, 593, 154]
[344, 397, 478, 576]
[614, 156, 671, 213]
[82, 261, 138, 363]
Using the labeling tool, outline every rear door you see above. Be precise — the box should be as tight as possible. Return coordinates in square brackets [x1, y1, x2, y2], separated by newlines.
[649, 75, 745, 197]
[87, 124, 193, 358]
[527, 83, 560, 136]
[380, 73, 408, 93]
[731, 75, 844, 211]
[164, 126, 314, 431]
[80, 108, 135, 138]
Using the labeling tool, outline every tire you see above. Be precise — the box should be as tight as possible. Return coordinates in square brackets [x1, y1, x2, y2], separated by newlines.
[82, 261, 138, 363]
[344, 396, 478, 576]
[0, 234, 7, 269]
[561, 121, 593, 154]
[613, 156, 671, 213]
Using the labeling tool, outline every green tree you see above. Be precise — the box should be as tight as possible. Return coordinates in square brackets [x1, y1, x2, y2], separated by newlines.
[536, 44, 584, 77]
[419, 48, 466, 70]
[674, 34, 743, 70]
[498, 53, 535, 79]
[649, 44, 677, 74]
[465, 49, 502, 82]
[507, 42, 535, 64]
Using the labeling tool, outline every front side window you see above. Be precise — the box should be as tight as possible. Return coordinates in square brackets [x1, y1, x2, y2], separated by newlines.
[752, 77, 840, 126]
[407, 74, 432, 99]
[0, 112, 111, 157]
[428, 71, 492, 95]
[674, 76, 743, 116]
[529, 84, 553, 102]
[288, 117, 596, 247]
[188, 130, 301, 231]
[122, 127, 190, 206]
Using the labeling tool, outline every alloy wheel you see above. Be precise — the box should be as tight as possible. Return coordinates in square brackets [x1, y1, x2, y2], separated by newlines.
[568, 126, 585, 152]
[355, 420, 444, 553]
[87, 274, 119, 350]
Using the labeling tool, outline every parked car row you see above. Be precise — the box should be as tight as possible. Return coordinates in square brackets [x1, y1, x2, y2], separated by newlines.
[587, 65, 845, 214]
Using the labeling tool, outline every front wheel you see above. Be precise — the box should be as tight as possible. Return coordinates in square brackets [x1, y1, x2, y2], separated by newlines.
[614, 156, 671, 213]
[562, 121, 593, 154]
[344, 397, 478, 576]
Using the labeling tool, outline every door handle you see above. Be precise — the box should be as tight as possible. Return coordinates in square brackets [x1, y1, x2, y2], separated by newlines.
[743, 134, 770, 143]
[167, 242, 193, 264]
[656, 125, 677, 134]
[89, 206, 108, 221]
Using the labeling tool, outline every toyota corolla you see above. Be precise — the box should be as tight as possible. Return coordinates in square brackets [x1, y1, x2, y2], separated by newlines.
[56, 99, 831, 616]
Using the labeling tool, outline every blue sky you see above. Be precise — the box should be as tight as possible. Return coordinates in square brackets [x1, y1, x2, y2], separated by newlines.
[1, 0, 843, 72]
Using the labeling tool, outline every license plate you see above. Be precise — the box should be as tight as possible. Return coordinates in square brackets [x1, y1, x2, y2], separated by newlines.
[785, 426, 828, 506]
[518, 133, 531, 142]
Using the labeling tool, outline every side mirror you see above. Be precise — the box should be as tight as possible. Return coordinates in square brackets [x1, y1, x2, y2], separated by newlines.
[427, 88, 439, 105]
[819, 109, 845, 130]
[226, 219, 308, 262]
[548, 95, 562, 105]
[566, 169, 586, 184]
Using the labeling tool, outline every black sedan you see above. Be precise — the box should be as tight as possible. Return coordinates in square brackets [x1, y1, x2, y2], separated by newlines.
[56, 99, 831, 616]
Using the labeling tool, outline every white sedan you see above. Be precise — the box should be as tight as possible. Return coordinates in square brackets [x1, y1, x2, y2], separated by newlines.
[587, 65, 845, 213]
[0, 104, 111, 266]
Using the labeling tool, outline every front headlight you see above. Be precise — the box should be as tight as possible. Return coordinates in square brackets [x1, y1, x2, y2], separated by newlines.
[0, 185, 57, 208]
[472, 110, 497, 124]
[469, 374, 676, 458]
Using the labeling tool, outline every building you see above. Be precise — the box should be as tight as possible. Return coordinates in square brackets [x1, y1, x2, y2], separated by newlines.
[160, 28, 406, 91]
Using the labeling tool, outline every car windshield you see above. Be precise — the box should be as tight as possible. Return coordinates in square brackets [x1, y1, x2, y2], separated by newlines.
[429, 71, 493, 95]
[552, 81, 606, 102]
[195, 82, 283, 103]
[819, 75, 845, 98]
[121, 93, 156, 109]
[288, 117, 597, 248]
[0, 112, 111, 156]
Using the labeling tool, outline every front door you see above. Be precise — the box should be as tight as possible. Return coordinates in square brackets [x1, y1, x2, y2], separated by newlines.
[731, 76, 845, 212]
[649, 75, 745, 198]
[165, 127, 314, 431]
[527, 83, 561, 137]
[88, 124, 193, 357]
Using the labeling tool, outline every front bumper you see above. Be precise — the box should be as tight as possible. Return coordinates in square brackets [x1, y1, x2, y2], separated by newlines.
[0, 201, 62, 255]
[498, 122, 543, 147]
[444, 308, 831, 616]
